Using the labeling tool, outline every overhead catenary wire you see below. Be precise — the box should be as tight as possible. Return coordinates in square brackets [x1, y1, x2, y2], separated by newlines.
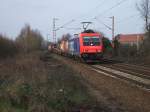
[64, 27, 82, 30]
[89, 0, 129, 33]
[89, 0, 107, 12]
[53, 0, 136, 39]
[117, 16, 142, 25]
[55, 19, 75, 31]
[73, 0, 108, 21]
[94, 0, 129, 19]
[117, 14, 139, 23]
[55, 0, 129, 32]
[61, 0, 108, 28]
[94, 18, 112, 30]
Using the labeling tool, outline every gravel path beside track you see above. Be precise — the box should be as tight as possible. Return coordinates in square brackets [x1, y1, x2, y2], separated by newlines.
[52, 54, 150, 112]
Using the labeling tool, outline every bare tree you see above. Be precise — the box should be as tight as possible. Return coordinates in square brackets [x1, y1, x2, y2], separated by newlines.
[137, 0, 150, 31]
[136, 0, 150, 56]
[16, 24, 43, 53]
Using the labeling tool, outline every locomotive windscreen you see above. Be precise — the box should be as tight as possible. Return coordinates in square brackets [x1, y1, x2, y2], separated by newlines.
[83, 36, 100, 46]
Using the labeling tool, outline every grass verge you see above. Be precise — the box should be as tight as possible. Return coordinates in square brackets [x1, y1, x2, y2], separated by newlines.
[0, 52, 105, 112]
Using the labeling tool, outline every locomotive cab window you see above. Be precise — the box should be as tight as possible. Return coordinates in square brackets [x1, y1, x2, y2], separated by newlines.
[83, 36, 100, 46]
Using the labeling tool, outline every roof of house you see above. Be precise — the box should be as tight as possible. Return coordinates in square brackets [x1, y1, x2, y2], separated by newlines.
[117, 34, 144, 43]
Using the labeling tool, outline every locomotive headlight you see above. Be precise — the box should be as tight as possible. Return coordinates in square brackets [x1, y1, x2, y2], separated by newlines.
[97, 49, 101, 52]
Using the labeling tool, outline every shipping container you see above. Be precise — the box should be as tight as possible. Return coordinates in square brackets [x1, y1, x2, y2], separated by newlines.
[68, 37, 80, 56]
[60, 40, 69, 52]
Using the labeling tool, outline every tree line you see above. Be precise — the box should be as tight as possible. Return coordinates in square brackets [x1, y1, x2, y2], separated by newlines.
[0, 24, 44, 59]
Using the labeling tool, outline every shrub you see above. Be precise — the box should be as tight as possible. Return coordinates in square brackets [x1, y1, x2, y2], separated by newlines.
[118, 44, 137, 58]
[0, 34, 18, 58]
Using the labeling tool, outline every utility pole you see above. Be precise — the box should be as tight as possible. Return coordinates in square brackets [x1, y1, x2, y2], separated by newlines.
[95, 17, 114, 39]
[110, 16, 115, 40]
[53, 18, 58, 44]
[110, 16, 118, 56]
[136, 35, 140, 51]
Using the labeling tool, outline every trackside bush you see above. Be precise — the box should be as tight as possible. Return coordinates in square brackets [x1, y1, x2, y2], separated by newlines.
[0, 34, 18, 58]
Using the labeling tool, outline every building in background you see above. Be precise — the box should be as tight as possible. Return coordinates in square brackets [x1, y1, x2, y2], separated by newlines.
[115, 34, 145, 50]
[115, 34, 144, 45]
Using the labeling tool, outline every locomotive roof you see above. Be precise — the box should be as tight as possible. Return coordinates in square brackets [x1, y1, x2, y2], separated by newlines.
[80, 32, 101, 37]
[81, 29, 95, 33]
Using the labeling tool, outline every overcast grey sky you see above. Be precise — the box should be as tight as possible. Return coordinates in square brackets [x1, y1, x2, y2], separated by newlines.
[0, 0, 144, 40]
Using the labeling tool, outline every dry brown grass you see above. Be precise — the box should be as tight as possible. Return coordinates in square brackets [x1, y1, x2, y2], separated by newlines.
[0, 52, 48, 111]
[0, 52, 101, 112]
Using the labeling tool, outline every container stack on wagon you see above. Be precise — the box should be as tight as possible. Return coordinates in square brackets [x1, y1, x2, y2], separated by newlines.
[60, 40, 69, 55]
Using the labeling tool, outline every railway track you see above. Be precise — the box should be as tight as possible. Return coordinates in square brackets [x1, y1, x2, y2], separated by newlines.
[51, 52, 150, 91]
[91, 60, 150, 91]
[51, 54, 150, 112]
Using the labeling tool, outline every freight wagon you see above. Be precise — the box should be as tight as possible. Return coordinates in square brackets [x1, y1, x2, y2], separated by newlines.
[60, 40, 69, 55]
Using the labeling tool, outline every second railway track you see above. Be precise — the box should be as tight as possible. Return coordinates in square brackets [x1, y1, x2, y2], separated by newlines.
[51, 54, 150, 112]
[91, 60, 150, 91]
